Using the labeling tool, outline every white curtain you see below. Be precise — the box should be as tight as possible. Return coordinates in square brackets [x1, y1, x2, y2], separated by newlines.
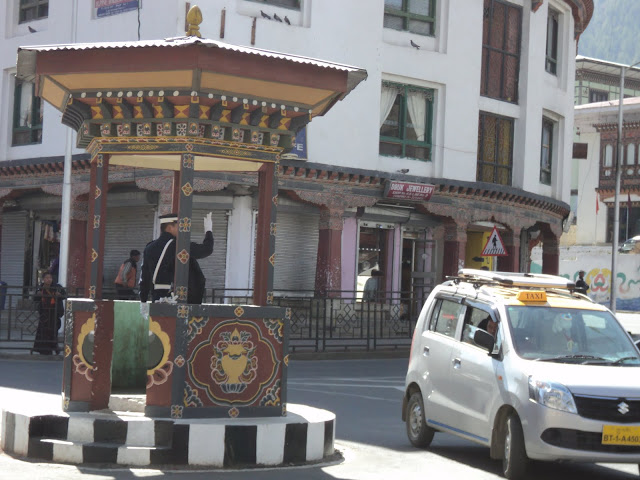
[19, 82, 33, 127]
[380, 86, 397, 128]
[407, 91, 427, 141]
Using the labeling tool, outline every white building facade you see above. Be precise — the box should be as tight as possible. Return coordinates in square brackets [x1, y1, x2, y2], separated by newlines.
[0, 0, 592, 305]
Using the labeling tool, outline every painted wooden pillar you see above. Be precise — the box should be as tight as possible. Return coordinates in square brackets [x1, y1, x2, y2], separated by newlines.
[172, 170, 181, 213]
[67, 217, 87, 295]
[254, 162, 277, 306]
[174, 151, 195, 304]
[499, 229, 520, 273]
[442, 223, 467, 278]
[90, 300, 114, 410]
[315, 206, 344, 297]
[84, 153, 109, 300]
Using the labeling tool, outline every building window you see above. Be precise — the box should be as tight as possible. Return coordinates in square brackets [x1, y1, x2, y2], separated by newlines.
[603, 144, 614, 168]
[380, 82, 434, 161]
[480, 0, 522, 103]
[383, 0, 435, 36]
[545, 10, 558, 75]
[589, 89, 608, 103]
[12, 78, 43, 146]
[247, 0, 300, 9]
[540, 118, 554, 185]
[477, 112, 513, 186]
[19, 0, 48, 23]
[627, 143, 636, 166]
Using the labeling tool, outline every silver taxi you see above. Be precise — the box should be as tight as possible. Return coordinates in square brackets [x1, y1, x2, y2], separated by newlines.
[402, 269, 640, 479]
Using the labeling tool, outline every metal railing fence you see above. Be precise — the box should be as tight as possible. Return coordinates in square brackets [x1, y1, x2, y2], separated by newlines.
[0, 285, 431, 353]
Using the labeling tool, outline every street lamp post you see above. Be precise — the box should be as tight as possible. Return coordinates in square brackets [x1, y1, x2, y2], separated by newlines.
[611, 59, 640, 313]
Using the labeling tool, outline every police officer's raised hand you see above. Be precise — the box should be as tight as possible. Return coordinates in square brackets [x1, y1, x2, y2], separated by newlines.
[204, 212, 213, 233]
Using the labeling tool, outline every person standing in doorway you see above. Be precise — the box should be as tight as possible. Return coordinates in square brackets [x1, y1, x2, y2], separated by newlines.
[139, 212, 214, 305]
[363, 270, 383, 302]
[32, 272, 65, 355]
[114, 249, 141, 299]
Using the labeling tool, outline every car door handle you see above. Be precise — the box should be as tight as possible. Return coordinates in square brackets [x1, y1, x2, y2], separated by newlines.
[452, 358, 461, 369]
[423, 346, 430, 356]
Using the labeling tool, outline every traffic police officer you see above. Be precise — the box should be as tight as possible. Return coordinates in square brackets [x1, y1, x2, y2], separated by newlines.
[139, 212, 214, 304]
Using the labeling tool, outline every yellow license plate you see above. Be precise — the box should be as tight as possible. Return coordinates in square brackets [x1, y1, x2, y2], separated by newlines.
[602, 425, 640, 445]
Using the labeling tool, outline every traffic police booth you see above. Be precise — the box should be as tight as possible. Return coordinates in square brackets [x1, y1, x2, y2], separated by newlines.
[17, 6, 366, 418]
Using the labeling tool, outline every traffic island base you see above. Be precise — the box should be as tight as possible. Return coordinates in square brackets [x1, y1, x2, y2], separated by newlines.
[0, 403, 336, 468]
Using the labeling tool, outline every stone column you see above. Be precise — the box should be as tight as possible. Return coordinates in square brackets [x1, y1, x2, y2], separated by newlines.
[292, 189, 377, 297]
[442, 222, 468, 278]
[41, 183, 90, 294]
[315, 206, 345, 296]
[499, 229, 521, 272]
[542, 233, 560, 275]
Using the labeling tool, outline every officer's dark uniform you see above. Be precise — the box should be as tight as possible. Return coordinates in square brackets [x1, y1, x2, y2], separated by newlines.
[140, 226, 214, 304]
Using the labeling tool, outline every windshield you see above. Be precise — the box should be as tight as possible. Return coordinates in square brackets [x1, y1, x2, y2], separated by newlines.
[506, 306, 640, 365]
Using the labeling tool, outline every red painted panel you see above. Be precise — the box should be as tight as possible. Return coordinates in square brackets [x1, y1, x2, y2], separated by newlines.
[146, 316, 177, 407]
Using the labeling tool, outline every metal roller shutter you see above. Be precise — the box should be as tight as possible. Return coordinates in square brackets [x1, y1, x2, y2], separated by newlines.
[0, 211, 27, 289]
[104, 207, 155, 288]
[191, 209, 228, 291]
[274, 211, 319, 291]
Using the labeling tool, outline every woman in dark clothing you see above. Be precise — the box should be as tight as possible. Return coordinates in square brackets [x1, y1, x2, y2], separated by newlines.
[32, 272, 65, 355]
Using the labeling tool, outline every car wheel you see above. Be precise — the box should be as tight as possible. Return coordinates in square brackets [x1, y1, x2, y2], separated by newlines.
[406, 392, 435, 448]
[502, 413, 528, 479]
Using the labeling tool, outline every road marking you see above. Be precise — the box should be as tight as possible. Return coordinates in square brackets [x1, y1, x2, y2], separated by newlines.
[289, 381, 403, 390]
[288, 386, 397, 402]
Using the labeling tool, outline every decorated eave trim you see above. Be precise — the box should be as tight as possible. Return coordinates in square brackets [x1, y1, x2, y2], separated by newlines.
[561, 0, 594, 39]
[69, 89, 314, 120]
[594, 121, 640, 132]
[278, 161, 570, 217]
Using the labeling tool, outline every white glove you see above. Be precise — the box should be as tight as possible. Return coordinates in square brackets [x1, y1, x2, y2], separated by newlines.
[203, 212, 213, 233]
[140, 302, 149, 321]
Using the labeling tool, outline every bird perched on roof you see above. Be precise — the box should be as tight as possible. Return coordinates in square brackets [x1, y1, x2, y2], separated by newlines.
[410, 40, 420, 49]
[273, 13, 283, 22]
[397, 168, 410, 174]
[284, 16, 291, 25]
[260, 10, 271, 19]
[28, 26, 37, 33]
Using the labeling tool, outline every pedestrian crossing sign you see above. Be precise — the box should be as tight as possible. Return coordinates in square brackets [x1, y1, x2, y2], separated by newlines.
[481, 226, 508, 256]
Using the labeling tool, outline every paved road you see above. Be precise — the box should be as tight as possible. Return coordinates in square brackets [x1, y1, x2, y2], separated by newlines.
[1, 358, 640, 479]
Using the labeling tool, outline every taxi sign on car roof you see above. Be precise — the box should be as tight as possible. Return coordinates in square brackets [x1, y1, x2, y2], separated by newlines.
[516, 290, 547, 302]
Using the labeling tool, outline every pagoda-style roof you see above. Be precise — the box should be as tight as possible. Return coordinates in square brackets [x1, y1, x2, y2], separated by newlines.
[17, 36, 367, 172]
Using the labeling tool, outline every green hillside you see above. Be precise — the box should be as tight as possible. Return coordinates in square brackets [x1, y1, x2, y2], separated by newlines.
[578, 0, 640, 65]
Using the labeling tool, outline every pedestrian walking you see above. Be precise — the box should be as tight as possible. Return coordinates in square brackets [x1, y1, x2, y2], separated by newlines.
[32, 272, 65, 355]
[139, 212, 214, 305]
[575, 270, 589, 295]
[114, 249, 141, 299]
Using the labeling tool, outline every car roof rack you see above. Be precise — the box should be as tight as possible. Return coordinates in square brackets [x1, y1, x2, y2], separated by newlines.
[451, 269, 576, 290]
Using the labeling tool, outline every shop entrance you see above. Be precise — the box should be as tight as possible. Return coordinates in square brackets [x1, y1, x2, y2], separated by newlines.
[465, 230, 494, 270]
[401, 231, 436, 318]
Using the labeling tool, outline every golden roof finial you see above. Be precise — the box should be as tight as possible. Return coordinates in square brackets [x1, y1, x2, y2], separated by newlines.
[186, 5, 203, 38]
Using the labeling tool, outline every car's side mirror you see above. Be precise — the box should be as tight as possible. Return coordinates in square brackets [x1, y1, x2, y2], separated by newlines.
[474, 329, 495, 352]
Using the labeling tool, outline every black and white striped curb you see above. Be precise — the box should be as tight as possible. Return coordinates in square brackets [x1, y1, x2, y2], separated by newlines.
[0, 404, 335, 467]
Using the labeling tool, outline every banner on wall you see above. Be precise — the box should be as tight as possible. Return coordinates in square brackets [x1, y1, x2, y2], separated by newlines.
[95, 0, 139, 18]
